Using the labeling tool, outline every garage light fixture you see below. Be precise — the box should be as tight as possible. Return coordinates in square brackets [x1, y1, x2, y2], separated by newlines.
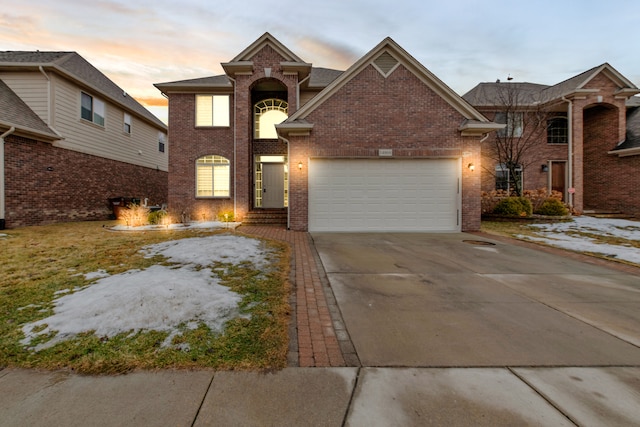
[467, 163, 475, 172]
[298, 161, 303, 170]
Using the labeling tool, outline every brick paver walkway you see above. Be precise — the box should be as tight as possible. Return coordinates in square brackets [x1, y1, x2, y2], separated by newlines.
[239, 226, 356, 368]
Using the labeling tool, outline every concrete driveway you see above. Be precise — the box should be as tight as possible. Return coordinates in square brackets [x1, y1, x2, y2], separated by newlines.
[312, 233, 640, 367]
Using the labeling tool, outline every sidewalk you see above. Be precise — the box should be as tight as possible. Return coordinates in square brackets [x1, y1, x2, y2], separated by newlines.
[2, 366, 640, 426]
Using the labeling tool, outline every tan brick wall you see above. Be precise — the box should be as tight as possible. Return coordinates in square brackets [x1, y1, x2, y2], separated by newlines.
[4, 134, 167, 228]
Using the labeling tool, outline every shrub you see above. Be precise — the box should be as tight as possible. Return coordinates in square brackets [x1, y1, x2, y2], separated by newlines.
[119, 204, 150, 227]
[148, 209, 168, 225]
[492, 197, 533, 217]
[218, 211, 235, 222]
[535, 198, 569, 216]
[482, 188, 564, 214]
[481, 190, 510, 213]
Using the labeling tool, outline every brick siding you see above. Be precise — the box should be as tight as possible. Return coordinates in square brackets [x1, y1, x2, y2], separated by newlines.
[288, 64, 483, 231]
[4, 134, 167, 228]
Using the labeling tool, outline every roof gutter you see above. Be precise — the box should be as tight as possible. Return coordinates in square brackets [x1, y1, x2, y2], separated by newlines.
[0, 126, 16, 229]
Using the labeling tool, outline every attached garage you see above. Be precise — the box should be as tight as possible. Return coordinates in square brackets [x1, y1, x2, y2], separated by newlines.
[308, 158, 460, 232]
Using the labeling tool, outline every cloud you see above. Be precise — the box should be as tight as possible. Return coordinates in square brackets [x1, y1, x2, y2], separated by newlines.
[136, 96, 167, 107]
[294, 36, 360, 69]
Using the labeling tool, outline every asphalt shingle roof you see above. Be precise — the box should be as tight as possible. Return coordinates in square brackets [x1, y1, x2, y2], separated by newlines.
[0, 79, 58, 139]
[462, 82, 549, 107]
[0, 51, 166, 130]
[614, 106, 640, 151]
[155, 67, 343, 90]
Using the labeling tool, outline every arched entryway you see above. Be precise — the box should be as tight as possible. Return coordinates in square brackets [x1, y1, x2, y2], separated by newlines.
[251, 79, 289, 209]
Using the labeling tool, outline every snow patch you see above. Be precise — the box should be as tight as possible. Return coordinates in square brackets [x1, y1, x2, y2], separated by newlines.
[20, 234, 268, 352]
[143, 234, 269, 268]
[84, 269, 110, 280]
[519, 217, 640, 265]
[110, 221, 240, 232]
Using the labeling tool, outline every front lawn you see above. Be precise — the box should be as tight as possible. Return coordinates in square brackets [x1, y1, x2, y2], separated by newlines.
[0, 221, 290, 374]
[481, 217, 640, 267]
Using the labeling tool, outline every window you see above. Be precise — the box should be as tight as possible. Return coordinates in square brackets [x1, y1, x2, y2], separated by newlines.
[547, 117, 568, 144]
[196, 155, 230, 197]
[495, 112, 523, 138]
[158, 132, 166, 153]
[124, 113, 132, 134]
[81, 92, 105, 126]
[495, 163, 523, 192]
[254, 99, 288, 139]
[196, 95, 230, 127]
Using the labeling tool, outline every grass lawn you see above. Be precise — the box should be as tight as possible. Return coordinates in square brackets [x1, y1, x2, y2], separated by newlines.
[481, 219, 640, 267]
[0, 221, 290, 374]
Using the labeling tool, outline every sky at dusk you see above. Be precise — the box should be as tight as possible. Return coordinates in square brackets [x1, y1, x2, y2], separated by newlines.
[2, 0, 639, 124]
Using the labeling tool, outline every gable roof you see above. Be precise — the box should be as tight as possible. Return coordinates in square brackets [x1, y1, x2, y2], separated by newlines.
[222, 32, 312, 79]
[0, 51, 166, 130]
[280, 37, 499, 137]
[230, 32, 306, 64]
[464, 63, 639, 107]
[463, 82, 549, 107]
[0, 79, 60, 141]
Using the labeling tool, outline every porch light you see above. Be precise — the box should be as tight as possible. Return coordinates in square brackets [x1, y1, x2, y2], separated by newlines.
[298, 161, 303, 170]
[541, 164, 549, 172]
[467, 163, 475, 172]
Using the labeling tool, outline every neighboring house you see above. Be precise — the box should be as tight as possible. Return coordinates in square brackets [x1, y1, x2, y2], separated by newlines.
[464, 64, 640, 216]
[155, 33, 500, 232]
[0, 51, 168, 229]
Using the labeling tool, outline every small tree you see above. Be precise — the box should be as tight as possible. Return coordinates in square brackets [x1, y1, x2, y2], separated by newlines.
[488, 82, 550, 196]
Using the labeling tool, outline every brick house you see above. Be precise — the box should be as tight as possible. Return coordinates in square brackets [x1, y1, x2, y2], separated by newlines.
[463, 64, 640, 216]
[155, 33, 500, 232]
[0, 51, 168, 229]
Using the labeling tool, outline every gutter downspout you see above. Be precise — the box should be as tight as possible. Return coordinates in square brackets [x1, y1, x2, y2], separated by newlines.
[0, 126, 16, 230]
[296, 75, 310, 111]
[227, 76, 237, 220]
[562, 96, 573, 210]
[38, 67, 62, 138]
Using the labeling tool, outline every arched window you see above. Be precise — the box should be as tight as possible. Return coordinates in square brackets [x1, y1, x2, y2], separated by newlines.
[196, 155, 230, 197]
[254, 99, 288, 139]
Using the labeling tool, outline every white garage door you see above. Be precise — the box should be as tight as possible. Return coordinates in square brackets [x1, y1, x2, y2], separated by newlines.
[309, 158, 460, 232]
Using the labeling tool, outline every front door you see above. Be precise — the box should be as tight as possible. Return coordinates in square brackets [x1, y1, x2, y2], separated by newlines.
[551, 161, 566, 200]
[262, 163, 285, 208]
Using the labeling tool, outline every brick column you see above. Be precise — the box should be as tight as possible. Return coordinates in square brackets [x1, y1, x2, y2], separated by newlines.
[571, 102, 584, 214]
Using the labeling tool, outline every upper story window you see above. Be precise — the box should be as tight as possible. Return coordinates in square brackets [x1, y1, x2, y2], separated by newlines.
[196, 95, 230, 127]
[254, 99, 288, 139]
[158, 132, 166, 153]
[547, 117, 568, 144]
[495, 112, 523, 138]
[196, 155, 230, 197]
[81, 92, 105, 126]
[124, 113, 132, 134]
